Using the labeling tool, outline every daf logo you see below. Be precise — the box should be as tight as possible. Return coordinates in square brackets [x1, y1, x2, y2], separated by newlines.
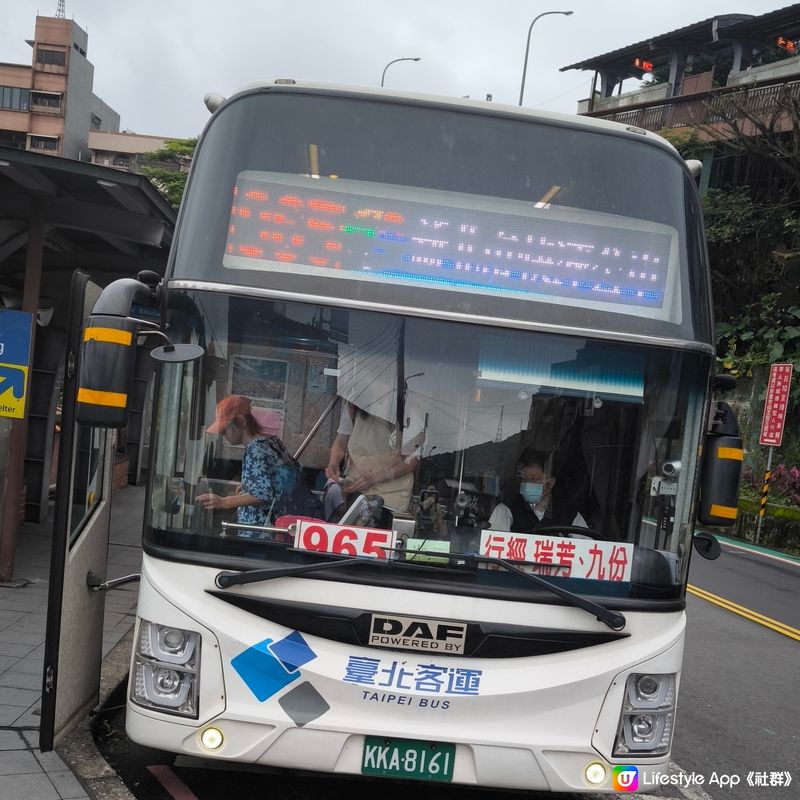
[368, 614, 467, 654]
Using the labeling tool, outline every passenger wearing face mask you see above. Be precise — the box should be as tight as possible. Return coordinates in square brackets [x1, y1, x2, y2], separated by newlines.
[488, 449, 587, 533]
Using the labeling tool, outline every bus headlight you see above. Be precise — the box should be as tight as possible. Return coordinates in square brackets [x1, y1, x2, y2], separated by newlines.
[613, 673, 675, 756]
[131, 619, 200, 718]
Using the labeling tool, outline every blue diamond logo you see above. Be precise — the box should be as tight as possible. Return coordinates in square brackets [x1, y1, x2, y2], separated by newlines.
[231, 631, 317, 703]
[269, 631, 316, 672]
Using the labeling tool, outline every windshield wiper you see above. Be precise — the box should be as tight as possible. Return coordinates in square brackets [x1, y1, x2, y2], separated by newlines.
[463, 552, 626, 631]
[217, 548, 625, 630]
[216, 556, 385, 588]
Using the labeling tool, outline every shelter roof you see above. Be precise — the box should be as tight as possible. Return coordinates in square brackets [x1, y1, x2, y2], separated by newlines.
[0, 145, 176, 294]
[561, 4, 800, 78]
[721, 3, 800, 41]
[560, 13, 753, 77]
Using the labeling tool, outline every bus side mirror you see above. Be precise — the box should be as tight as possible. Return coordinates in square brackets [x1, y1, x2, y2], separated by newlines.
[697, 401, 743, 527]
[75, 277, 204, 428]
[692, 530, 721, 560]
[151, 343, 205, 363]
[76, 315, 139, 428]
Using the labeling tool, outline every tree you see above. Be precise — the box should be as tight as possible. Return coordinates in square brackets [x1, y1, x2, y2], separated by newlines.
[140, 137, 198, 208]
[703, 187, 798, 317]
[699, 83, 800, 190]
[692, 86, 800, 387]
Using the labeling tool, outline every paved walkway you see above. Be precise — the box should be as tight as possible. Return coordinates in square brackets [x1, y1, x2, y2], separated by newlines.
[0, 485, 144, 800]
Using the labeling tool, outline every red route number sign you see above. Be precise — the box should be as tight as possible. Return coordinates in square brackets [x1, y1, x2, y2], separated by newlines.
[759, 363, 793, 447]
[294, 521, 397, 559]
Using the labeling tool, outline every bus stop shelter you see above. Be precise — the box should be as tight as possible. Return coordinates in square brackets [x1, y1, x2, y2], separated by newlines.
[0, 145, 176, 581]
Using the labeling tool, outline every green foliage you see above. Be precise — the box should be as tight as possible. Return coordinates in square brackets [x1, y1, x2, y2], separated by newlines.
[702, 187, 799, 319]
[140, 137, 198, 208]
[716, 292, 800, 398]
[657, 128, 709, 160]
[643, 51, 731, 89]
[146, 137, 198, 162]
[739, 495, 800, 521]
[139, 167, 189, 208]
[703, 187, 763, 243]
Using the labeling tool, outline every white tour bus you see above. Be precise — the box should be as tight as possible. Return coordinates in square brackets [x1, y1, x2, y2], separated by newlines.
[75, 82, 742, 793]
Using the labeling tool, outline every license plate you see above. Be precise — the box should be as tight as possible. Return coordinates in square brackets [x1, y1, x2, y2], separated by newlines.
[362, 736, 455, 782]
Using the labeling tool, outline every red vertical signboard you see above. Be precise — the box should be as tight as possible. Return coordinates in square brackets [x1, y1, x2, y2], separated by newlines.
[759, 363, 793, 447]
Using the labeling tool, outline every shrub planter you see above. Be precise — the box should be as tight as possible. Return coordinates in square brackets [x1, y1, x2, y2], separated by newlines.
[717, 498, 800, 555]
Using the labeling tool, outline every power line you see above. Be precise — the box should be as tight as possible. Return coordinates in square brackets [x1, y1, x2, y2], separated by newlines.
[530, 79, 587, 108]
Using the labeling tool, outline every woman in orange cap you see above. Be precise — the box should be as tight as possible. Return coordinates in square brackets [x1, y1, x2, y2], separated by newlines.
[196, 395, 291, 535]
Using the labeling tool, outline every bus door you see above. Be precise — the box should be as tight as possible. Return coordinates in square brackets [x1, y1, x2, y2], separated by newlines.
[40, 271, 116, 751]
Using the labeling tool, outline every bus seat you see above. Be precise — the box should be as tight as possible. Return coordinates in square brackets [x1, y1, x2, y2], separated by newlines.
[631, 547, 678, 585]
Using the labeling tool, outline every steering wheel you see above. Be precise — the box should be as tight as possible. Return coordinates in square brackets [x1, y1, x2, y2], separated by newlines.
[525, 524, 609, 541]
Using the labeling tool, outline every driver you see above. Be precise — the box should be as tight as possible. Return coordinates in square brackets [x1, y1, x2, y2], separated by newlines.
[488, 448, 587, 533]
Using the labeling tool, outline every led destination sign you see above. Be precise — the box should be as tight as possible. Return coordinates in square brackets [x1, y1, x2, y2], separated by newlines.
[223, 172, 677, 317]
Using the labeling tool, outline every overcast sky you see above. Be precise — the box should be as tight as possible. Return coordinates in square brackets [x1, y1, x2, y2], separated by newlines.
[2, 0, 784, 138]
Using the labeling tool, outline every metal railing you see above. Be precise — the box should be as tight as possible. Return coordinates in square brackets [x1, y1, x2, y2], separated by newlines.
[587, 78, 800, 135]
[30, 100, 63, 115]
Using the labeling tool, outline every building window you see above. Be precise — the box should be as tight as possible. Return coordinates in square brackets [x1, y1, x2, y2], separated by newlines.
[29, 135, 59, 152]
[90, 113, 102, 130]
[112, 155, 131, 168]
[0, 86, 30, 111]
[0, 130, 26, 149]
[31, 91, 62, 110]
[36, 48, 66, 67]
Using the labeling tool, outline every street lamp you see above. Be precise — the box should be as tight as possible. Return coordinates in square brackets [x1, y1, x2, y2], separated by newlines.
[518, 11, 573, 106]
[381, 56, 421, 88]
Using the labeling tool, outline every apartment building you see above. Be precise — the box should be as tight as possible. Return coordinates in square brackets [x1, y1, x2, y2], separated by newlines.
[0, 15, 120, 159]
[87, 130, 171, 171]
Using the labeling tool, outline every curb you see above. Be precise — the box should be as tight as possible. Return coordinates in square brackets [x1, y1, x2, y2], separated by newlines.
[715, 534, 800, 565]
[56, 629, 136, 800]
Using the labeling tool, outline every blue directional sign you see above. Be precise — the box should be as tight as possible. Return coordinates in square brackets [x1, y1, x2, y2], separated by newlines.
[0, 310, 34, 419]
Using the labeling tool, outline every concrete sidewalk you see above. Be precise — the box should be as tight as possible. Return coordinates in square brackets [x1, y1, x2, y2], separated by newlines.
[0, 485, 144, 800]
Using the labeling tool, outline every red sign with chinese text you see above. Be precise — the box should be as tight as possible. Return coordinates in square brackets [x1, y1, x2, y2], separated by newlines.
[479, 530, 633, 582]
[759, 363, 793, 447]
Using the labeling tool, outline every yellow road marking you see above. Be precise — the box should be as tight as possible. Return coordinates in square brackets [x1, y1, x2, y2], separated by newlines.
[687, 584, 800, 641]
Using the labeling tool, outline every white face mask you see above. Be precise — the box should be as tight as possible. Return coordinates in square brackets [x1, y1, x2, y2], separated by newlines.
[520, 481, 544, 504]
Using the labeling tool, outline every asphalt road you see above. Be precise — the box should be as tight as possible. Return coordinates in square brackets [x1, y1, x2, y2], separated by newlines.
[93, 542, 799, 800]
[669, 542, 800, 800]
[687, 540, 800, 630]
[670, 593, 799, 800]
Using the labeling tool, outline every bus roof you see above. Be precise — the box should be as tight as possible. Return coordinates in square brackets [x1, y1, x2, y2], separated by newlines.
[213, 79, 681, 159]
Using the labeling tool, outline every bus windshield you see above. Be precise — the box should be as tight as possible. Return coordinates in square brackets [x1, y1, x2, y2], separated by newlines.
[145, 290, 711, 604]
